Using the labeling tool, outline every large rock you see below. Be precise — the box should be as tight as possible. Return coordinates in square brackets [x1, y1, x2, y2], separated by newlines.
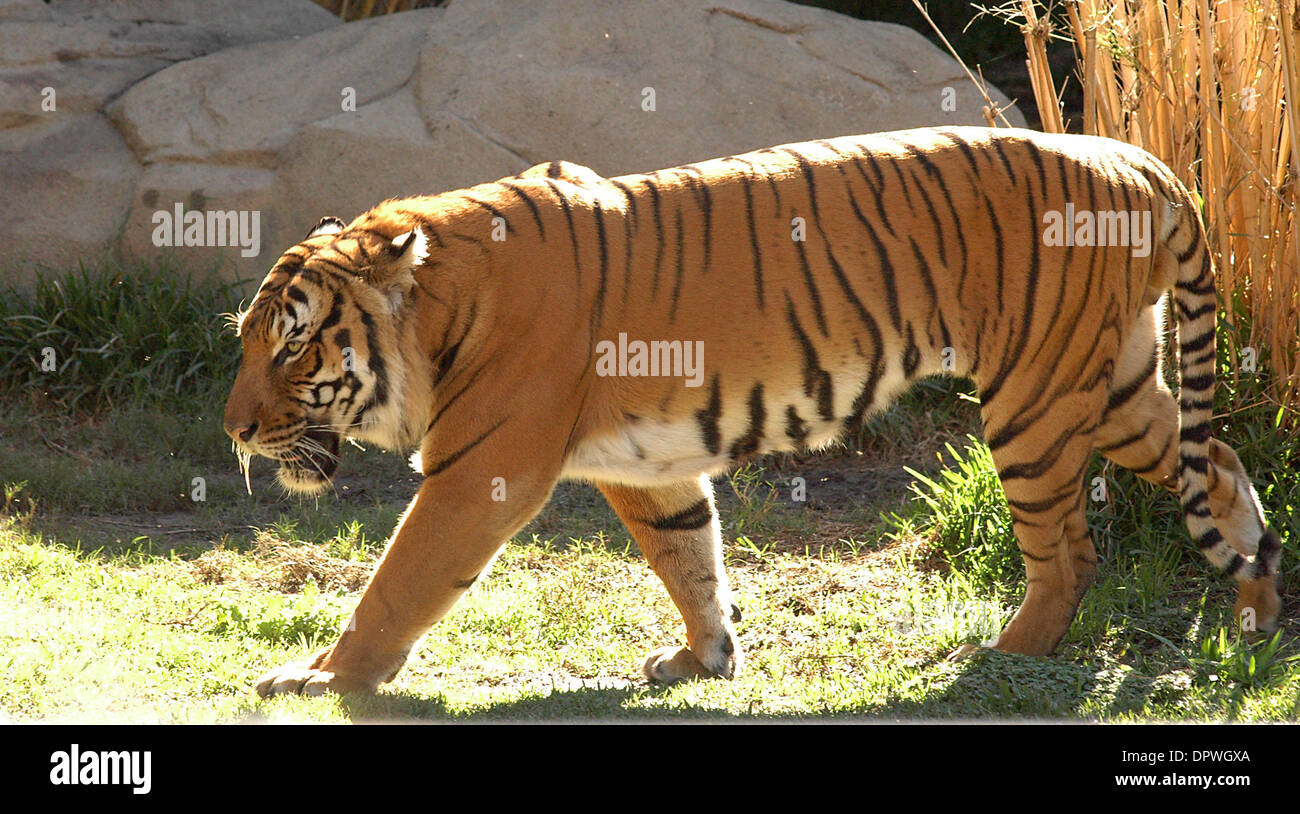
[268, 87, 525, 258]
[415, 0, 1021, 175]
[0, 114, 139, 281]
[107, 11, 428, 167]
[1, 0, 1025, 283]
[0, 0, 339, 279]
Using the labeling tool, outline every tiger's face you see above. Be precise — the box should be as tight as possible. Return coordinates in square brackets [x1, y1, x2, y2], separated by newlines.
[223, 216, 427, 494]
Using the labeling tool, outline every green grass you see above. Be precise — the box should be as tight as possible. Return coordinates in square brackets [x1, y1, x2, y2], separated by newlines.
[2, 399, 1295, 721]
[0, 258, 246, 411]
[5, 497, 1298, 722]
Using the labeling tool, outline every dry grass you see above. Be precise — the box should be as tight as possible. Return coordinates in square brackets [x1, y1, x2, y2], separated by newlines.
[190, 532, 372, 593]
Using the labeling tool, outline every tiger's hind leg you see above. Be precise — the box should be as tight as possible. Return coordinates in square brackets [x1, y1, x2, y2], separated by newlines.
[596, 476, 741, 683]
[942, 353, 1117, 661]
[977, 429, 1098, 657]
[1094, 324, 1281, 632]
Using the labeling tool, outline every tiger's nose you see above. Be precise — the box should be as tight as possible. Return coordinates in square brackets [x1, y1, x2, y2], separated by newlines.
[225, 421, 258, 444]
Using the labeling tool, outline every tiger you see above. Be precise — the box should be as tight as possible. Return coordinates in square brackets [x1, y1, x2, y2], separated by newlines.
[224, 125, 1283, 696]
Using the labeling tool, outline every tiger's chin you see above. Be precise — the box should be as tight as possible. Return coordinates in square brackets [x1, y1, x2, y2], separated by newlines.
[275, 429, 341, 494]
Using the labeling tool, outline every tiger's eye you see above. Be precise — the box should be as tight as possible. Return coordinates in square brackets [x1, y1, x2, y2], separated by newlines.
[285, 340, 304, 354]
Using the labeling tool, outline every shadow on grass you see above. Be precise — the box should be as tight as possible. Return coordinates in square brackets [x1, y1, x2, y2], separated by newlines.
[318, 582, 1299, 722]
[325, 654, 1154, 723]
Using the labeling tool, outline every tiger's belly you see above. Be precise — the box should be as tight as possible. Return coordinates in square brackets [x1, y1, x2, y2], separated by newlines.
[561, 362, 915, 486]
[560, 419, 831, 485]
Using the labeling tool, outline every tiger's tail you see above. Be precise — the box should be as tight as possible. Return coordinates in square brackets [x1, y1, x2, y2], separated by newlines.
[1167, 187, 1281, 584]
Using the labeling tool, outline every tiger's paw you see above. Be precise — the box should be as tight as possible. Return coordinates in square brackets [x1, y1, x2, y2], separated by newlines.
[643, 638, 739, 684]
[254, 663, 376, 697]
[1234, 574, 1281, 637]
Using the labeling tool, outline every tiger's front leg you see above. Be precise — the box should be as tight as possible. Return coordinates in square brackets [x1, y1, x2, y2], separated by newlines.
[596, 477, 742, 683]
[255, 429, 563, 697]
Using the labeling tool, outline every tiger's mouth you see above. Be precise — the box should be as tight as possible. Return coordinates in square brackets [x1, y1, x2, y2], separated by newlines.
[276, 428, 341, 493]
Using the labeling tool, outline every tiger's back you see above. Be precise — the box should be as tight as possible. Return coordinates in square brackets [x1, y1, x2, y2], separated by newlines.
[546, 128, 1183, 485]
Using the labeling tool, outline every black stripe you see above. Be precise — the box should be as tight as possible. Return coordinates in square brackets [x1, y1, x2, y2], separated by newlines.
[1096, 419, 1158, 454]
[991, 138, 1017, 181]
[1106, 349, 1158, 413]
[358, 308, 388, 405]
[790, 233, 829, 336]
[907, 238, 940, 344]
[669, 208, 686, 322]
[1180, 455, 1209, 474]
[646, 498, 713, 531]
[729, 382, 767, 460]
[318, 301, 343, 331]
[644, 177, 666, 297]
[1179, 329, 1214, 355]
[1175, 227, 1201, 264]
[780, 147, 820, 220]
[844, 188, 901, 333]
[847, 153, 896, 236]
[544, 179, 581, 285]
[681, 169, 713, 275]
[500, 181, 546, 239]
[1177, 301, 1216, 321]
[784, 293, 835, 421]
[738, 172, 765, 309]
[997, 415, 1091, 481]
[1224, 553, 1246, 576]
[900, 148, 952, 268]
[785, 405, 809, 448]
[902, 322, 920, 378]
[423, 417, 507, 478]
[1197, 527, 1224, 551]
[464, 195, 511, 233]
[609, 179, 639, 226]
[592, 202, 609, 332]
[695, 374, 723, 455]
[1007, 487, 1077, 515]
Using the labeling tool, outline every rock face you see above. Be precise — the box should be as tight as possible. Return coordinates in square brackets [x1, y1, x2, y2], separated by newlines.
[1, 0, 1024, 283]
[0, 0, 340, 281]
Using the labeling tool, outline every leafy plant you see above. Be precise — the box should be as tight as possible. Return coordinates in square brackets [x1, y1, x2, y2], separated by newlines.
[207, 580, 343, 648]
[1191, 628, 1299, 692]
[893, 436, 1021, 589]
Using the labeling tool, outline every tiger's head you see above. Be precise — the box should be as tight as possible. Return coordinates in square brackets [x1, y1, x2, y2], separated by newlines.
[223, 215, 430, 494]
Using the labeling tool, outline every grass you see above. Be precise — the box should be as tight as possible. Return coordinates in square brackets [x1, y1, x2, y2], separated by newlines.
[0, 257, 245, 412]
[5, 490, 1298, 722]
[1, 258, 1297, 722]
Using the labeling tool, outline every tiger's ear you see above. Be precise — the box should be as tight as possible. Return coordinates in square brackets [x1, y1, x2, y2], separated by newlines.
[306, 216, 346, 240]
[368, 228, 428, 313]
